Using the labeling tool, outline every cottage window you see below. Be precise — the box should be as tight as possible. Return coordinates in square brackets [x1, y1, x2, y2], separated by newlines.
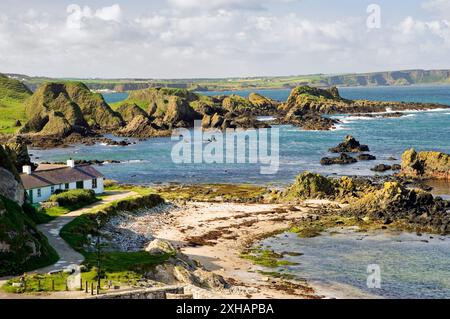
[92, 178, 98, 188]
[65, 183, 70, 190]
[51, 186, 55, 194]
[37, 189, 41, 197]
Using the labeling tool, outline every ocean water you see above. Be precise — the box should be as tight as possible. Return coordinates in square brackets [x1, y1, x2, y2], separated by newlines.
[30, 86, 450, 186]
[261, 230, 450, 299]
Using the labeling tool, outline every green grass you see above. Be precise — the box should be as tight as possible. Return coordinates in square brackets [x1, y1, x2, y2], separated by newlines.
[0, 75, 32, 134]
[2, 273, 70, 293]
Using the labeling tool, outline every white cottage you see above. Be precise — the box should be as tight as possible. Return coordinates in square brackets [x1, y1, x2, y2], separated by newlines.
[20, 160, 104, 204]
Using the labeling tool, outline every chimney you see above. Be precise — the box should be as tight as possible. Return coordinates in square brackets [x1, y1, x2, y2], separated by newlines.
[67, 159, 75, 168]
[23, 165, 32, 175]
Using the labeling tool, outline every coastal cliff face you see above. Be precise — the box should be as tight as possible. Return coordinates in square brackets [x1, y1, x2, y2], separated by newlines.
[401, 149, 450, 180]
[0, 144, 58, 276]
[20, 82, 123, 137]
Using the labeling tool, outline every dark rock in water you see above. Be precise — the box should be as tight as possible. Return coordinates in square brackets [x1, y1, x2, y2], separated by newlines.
[371, 164, 392, 172]
[329, 135, 370, 153]
[391, 164, 401, 171]
[357, 154, 377, 161]
[388, 157, 397, 161]
[321, 153, 357, 166]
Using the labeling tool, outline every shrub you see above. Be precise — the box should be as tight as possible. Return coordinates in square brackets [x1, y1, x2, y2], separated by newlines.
[48, 189, 97, 209]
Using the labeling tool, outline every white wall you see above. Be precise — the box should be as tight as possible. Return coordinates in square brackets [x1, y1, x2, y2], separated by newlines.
[27, 177, 105, 204]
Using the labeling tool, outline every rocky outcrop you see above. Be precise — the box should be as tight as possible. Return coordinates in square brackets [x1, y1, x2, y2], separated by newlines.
[21, 82, 123, 137]
[116, 103, 148, 123]
[343, 182, 450, 234]
[248, 93, 278, 114]
[400, 148, 450, 180]
[0, 145, 58, 276]
[0, 145, 24, 204]
[144, 239, 227, 290]
[329, 135, 369, 153]
[279, 85, 449, 118]
[117, 115, 171, 138]
[320, 153, 357, 165]
[282, 171, 372, 201]
[3, 137, 35, 171]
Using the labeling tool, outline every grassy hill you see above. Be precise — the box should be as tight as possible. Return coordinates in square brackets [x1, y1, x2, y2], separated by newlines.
[0, 74, 32, 134]
[7, 69, 450, 93]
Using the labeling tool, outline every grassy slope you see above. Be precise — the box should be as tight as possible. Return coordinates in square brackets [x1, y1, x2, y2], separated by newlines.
[0, 75, 32, 134]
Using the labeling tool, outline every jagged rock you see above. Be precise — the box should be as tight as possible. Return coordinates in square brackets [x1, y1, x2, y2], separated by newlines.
[145, 239, 176, 255]
[117, 115, 170, 138]
[248, 93, 278, 114]
[343, 182, 450, 234]
[116, 103, 148, 123]
[21, 82, 123, 137]
[371, 164, 392, 172]
[3, 138, 34, 171]
[329, 135, 369, 153]
[400, 148, 450, 180]
[357, 154, 377, 161]
[320, 153, 357, 165]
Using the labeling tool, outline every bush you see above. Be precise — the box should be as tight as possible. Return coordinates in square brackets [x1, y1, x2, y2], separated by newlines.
[48, 189, 97, 209]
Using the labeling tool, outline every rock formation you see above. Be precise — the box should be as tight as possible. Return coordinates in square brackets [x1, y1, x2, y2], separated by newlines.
[400, 148, 450, 180]
[320, 153, 357, 165]
[20, 82, 123, 137]
[343, 182, 450, 234]
[0, 144, 58, 276]
[329, 135, 370, 153]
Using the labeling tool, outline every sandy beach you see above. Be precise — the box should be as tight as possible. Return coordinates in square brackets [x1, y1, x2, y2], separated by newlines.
[111, 200, 342, 299]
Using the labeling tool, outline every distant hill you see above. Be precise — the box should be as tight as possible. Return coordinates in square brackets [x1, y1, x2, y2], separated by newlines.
[0, 74, 32, 134]
[5, 69, 450, 93]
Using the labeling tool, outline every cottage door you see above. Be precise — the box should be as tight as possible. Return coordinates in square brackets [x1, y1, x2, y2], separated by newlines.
[76, 181, 84, 189]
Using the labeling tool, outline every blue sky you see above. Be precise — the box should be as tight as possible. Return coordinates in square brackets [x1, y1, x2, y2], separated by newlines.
[0, 0, 450, 78]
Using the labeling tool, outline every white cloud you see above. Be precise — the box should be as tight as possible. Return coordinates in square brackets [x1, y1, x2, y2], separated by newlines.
[0, 1, 450, 78]
[423, 0, 450, 18]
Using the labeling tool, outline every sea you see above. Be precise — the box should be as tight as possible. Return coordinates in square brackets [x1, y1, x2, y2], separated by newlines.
[29, 85, 450, 299]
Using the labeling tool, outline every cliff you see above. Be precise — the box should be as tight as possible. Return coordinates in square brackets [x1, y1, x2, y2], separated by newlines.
[0, 144, 58, 276]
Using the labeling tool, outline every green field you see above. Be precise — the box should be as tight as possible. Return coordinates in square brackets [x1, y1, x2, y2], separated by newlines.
[0, 75, 32, 134]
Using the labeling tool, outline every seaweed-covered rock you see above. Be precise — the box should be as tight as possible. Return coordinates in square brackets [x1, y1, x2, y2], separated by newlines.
[329, 135, 369, 153]
[400, 148, 450, 180]
[320, 153, 357, 166]
[283, 172, 336, 200]
[343, 182, 450, 234]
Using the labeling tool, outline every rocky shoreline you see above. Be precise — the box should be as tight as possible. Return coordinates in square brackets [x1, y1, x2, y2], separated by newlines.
[2, 84, 449, 149]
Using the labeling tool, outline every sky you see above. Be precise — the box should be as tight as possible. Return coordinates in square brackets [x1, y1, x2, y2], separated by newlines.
[1, 0, 450, 78]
